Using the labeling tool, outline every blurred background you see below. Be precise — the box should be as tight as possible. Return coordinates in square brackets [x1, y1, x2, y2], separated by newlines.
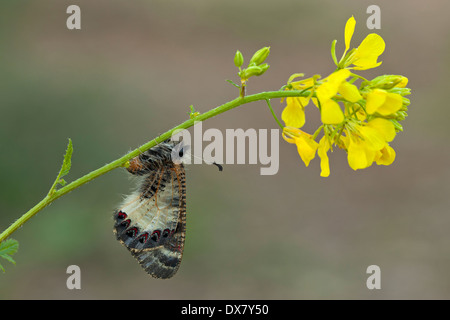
[1, 0, 449, 299]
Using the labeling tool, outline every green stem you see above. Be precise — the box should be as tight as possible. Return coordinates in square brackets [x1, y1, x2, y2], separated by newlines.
[265, 99, 284, 129]
[312, 125, 324, 140]
[0, 89, 310, 243]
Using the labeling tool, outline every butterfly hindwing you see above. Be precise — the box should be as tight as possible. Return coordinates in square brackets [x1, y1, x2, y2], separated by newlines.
[113, 141, 187, 279]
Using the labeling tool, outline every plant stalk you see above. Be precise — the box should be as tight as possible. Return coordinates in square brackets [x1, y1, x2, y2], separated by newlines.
[0, 89, 309, 242]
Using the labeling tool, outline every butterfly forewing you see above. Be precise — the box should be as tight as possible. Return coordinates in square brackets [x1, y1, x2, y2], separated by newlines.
[113, 141, 186, 279]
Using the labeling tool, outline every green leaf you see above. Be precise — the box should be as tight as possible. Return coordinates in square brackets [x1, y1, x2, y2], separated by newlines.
[225, 79, 240, 88]
[188, 105, 200, 119]
[59, 138, 73, 179]
[0, 239, 19, 272]
[48, 139, 74, 196]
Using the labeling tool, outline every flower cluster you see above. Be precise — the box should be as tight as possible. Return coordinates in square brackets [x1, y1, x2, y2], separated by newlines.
[281, 16, 411, 177]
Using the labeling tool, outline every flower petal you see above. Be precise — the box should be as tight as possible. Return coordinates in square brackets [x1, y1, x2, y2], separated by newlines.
[316, 82, 337, 103]
[339, 81, 362, 102]
[316, 69, 350, 102]
[358, 126, 386, 151]
[283, 127, 319, 167]
[352, 33, 385, 70]
[328, 69, 351, 84]
[377, 92, 403, 115]
[295, 135, 319, 167]
[282, 98, 306, 128]
[366, 89, 387, 114]
[367, 118, 396, 142]
[282, 126, 300, 144]
[353, 61, 382, 71]
[347, 139, 376, 170]
[318, 136, 331, 177]
[344, 16, 356, 54]
[321, 99, 344, 124]
[375, 144, 396, 165]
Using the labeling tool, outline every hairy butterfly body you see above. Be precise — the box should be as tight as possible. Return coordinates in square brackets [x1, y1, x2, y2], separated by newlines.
[113, 140, 186, 279]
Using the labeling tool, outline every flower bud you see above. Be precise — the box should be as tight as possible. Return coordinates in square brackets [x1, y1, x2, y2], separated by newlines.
[248, 46, 270, 66]
[395, 111, 407, 121]
[369, 75, 404, 90]
[402, 97, 410, 107]
[258, 63, 270, 74]
[391, 120, 403, 132]
[243, 66, 263, 79]
[242, 63, 270, 79]
[234, 50, 244, 68]
[395, 76, 408, 88]
[389, 87, 411, 97]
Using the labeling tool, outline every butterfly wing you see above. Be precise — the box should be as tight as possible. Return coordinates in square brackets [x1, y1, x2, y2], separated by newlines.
[114, 164, 186, 279]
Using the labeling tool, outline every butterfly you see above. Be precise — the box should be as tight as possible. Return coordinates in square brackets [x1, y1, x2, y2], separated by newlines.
[113, 140, 187, 279]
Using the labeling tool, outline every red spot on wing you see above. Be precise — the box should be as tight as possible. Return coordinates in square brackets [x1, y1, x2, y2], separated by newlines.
[120, 219, 131, 228]
[117, 211, 128, 220]
[151, 230, 161, 242]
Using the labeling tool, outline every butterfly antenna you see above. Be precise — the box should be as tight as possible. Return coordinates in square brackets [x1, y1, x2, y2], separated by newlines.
[187, 152, 223, 172]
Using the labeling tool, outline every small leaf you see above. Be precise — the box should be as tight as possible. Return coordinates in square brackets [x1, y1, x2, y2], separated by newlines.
[1, 254, 16, 264]
[225, 79, 240, 88]
[59, 138, 73, 179]
[0, 239, 18, 257]
[48, 139, 75, 196]
[0, 239, 19, 272]
[188, 105, 200, 119]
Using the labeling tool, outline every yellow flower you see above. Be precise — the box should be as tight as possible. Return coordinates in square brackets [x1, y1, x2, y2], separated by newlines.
[318, 136, 331, 177]
[281, 76, 316, 128]
[281, 97, 306, 128]
[374, 144, 396, 166]
[278, 16, 409, 177]
[365, 89, 403, 115]
[346, 137, 376, 170]
[341, 16, 385, 70]
[344, 119, 396, 170]
[283, 127, 319, 167]
[289, 77, 316, 106]
[315, 69, 363, 125]
[316, 69, 351, 102]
